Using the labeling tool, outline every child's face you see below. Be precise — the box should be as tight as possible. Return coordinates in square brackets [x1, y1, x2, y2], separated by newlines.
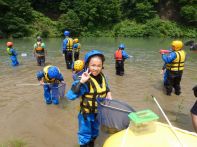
[88, 56, 103, 76]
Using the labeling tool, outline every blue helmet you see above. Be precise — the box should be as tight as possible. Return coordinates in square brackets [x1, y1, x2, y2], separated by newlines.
[119, 43, 125, 49]
[84, 50, 105, 64]
[48, 66, 60, 79]
[64, 30, 70, 36]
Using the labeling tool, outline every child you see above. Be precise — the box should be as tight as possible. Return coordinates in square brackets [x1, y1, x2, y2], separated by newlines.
[66, 50, 112, 147]
[160, 49, 172, 86]
[36, 65, 65, 105]
[73, 38, 81, 61]
[72, 59, 85, 81]
[160, 63, 168, 86]
[6, 42, 19, 66]
[191, 85, 197, 132]
[114, 43, 129, 76]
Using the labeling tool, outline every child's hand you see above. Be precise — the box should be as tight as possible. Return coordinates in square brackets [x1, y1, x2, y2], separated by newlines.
[106, 92, 112, 100]
[80, 68, 91, 84]
[39, 80, 45, 85]
[160, 70, 164, 75]
[61, 81, 66, 84]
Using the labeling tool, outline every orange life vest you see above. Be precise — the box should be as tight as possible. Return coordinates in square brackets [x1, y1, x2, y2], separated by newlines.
[115, 49, 122, 60]
[35, 43, 44, 51]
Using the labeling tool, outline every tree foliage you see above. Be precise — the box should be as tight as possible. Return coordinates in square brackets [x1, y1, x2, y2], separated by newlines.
[121, 0, 158, 22]
[0, 0, 33, 37]
[57, 10, 81, 36]
[0, 0, 196, 38]
[180, 5, 197, 25]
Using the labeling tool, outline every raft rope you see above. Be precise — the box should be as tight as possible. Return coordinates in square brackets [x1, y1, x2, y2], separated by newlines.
[120, 122, 131, 147]
[152, 95, 184, 147]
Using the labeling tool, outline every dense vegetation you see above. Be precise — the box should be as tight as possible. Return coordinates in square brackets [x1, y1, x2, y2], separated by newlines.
[0, 0, 196, 38]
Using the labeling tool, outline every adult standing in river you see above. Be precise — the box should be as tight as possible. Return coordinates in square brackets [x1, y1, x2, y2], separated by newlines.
[33, 36, 47, 66]
[161, 40, 186, 96]
[62, 30, 73, 69]
[114, 43, 130, 76]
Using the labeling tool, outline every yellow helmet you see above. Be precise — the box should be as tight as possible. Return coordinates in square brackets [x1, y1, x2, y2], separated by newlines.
[74, 38, 79, 43]
[74, 60, 84, 71]
[171, 40, 183, 51]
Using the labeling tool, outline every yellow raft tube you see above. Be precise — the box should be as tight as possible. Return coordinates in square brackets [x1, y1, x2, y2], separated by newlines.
[103, 122, 197, 147]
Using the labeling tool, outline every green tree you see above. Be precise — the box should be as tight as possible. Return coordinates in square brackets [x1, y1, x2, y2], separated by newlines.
[59, 0, 73, 12]
[58, 10, 81, 36]
[0, 0, 33, 37]
[72, 0, 121, 29]
[121, 0, 158, 23]
[180, 5, 197, 25]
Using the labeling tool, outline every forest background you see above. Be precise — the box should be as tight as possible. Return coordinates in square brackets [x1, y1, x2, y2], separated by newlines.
[0, 0, 196, 38]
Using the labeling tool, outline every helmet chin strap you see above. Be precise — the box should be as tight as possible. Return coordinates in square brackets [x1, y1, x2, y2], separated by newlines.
[46, 73, 52, 80]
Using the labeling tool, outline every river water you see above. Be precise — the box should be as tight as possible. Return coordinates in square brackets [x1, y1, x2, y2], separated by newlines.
[0, 37, 197, 146]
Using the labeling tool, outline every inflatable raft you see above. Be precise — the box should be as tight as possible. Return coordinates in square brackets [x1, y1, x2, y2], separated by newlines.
[103, 122, 197, 147]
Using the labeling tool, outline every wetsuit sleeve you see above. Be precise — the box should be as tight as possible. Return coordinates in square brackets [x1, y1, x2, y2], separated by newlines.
[162, 64, 166, 70]
[11, 49, 17, 56]
[78, 43, 81, 49]
[71, 82, 82, 93]
[191, 100, 197, 115]
[41, 43, 46, 49]
[122, 50, 129, 59]
[73, 44, 77, 49]
[62, 39, 68, 53]
[36, 70, 44, 81]
[57, 73, 64, 81]
[105, 75, 110, 93]
[33, 43, 37, 49]
[162, 52, 177, 63]
[106, 86, 110, 93]
[66, 80, 88, 100]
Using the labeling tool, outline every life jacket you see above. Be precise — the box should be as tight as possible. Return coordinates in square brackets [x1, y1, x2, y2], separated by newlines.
[43, 65, 60, 83]
[166, 50, 186, 71]
[66, 38, 73, 52]
[80, 73, 107, 114]
[74, 43, 81, 52]
[115, 49, 122, 60]
[7, 47, 13, 56]
[35, 42, 45, 53]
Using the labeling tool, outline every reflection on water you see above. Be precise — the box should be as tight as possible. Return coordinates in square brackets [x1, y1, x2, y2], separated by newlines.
[0, 37, 197, 146]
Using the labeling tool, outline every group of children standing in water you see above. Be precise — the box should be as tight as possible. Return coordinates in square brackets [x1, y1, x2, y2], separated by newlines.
[5, 32, 197, 146]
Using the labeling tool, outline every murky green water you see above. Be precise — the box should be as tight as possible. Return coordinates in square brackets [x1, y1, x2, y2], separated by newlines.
[0, 37, 197, 146]
[1, 37, 196, 71]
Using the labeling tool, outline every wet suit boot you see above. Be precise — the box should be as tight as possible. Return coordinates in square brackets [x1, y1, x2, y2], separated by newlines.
[80, 140, 94, 147]
[80, 144, 88, 147]
[88, 140, 94, 147]
[175, 91, 181, 95]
